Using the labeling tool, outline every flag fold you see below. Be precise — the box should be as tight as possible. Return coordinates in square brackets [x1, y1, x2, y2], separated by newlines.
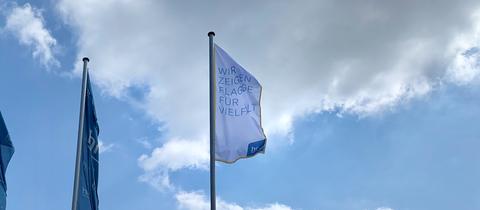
[0, 112, 14, 210]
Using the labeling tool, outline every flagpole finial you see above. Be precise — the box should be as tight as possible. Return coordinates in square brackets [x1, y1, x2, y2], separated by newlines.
[208, 31, 215, 37]
[82, 57, 90, 62]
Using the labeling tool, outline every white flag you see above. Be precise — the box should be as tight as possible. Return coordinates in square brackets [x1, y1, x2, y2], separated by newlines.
[215, 44, 266, 163]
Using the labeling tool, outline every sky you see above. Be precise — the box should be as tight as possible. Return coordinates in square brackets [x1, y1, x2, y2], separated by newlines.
[0, 0, 480, 210]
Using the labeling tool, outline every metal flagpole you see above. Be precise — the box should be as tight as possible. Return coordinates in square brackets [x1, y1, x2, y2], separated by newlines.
[72, 57, 90, 210]
[208, 31, 216, 210]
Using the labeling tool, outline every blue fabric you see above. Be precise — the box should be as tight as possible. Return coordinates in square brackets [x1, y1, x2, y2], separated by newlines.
[0, 112, 14, 210]
[75, 75, 100, 210]
[247, 139, 266, 157]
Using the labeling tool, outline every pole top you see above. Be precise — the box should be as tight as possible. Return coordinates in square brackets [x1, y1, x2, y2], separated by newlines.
[82, 57, 90, 62]
[208, 31, 215, 37]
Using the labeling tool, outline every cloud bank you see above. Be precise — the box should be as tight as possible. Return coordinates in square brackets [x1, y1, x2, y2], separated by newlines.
[98, 140, 115, 154]
[138, 137, 208, 190]
[56, 0, 480, 193]
[3, 3, 58, 67]
[176, 191, 292, 210]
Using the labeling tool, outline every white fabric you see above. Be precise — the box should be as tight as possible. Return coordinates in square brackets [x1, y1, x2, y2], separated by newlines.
[215, 44, 267, 163]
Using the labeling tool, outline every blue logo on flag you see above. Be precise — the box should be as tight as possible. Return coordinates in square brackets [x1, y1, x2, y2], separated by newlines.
[247, 139, 266, 157]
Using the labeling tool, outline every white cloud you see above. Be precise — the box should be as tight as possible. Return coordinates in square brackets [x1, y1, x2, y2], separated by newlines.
[138, 137, 209, 171]
[176, 191, 212, 210]
[176, 191, 292, 210]
[447, 11, 480, 84]
[4, 3, 58, 67]
[136, 137, 153, 149]
[98, 140, 114, 154]
[374, 208, 394, 210]
[137, 137, 209, 190]
[56, 0, 480, 193]
[138, 169, 174, 192]
[249, 204, 293, 210]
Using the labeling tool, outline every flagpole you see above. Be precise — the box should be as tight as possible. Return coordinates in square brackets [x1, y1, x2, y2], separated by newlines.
[72, 57, 90, 210]
[208, 31, 216, 210]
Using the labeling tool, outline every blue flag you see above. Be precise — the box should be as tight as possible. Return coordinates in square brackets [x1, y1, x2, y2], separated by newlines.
[215, 44, 266, 163]
[0, 112, 14, 210]
[75, 75, 100, 210]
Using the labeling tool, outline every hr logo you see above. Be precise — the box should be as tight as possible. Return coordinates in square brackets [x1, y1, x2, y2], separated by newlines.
[87, 130, 99, 154]
[250, 146, 258, 154]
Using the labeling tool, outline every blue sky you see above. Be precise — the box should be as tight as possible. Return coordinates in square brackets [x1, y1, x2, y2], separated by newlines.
[1, 1, 480, 210]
